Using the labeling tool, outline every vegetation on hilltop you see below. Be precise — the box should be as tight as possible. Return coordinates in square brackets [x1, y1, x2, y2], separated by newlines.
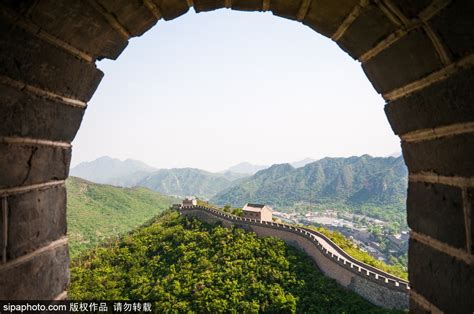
[70, 211, 402, 313]
[67, 177, 180, 258]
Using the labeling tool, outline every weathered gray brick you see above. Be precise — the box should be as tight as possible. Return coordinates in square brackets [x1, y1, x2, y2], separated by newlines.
[385, 66, 474, 135]
[362, 29, 443, 94]
[402, 133, 474, 177]
[0, 144, 70, 189]
[29, 0, 129, 60]
[0, 84, 85, 142]
[408, 182, 465, 250]
[0, 21, 103, 102]
[6, 185, 67, 259]
[409, 239, 473, 314]
[151, 0, 189, 20]
[303, 0, 359, 38]
[0, 243, 69, 300]
[338, 4, 397, 59]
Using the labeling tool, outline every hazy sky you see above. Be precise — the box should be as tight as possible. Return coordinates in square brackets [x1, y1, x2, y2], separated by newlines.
[71, 8, 401, 172]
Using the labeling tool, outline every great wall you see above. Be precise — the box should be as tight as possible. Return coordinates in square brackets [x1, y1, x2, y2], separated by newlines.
[180, 205, 409, 310]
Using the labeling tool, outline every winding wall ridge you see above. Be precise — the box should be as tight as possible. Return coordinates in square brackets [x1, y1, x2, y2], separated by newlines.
[180, 205, 409, 310]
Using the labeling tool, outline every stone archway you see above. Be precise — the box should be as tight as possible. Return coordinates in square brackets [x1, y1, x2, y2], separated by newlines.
[0, 1, 472, 312]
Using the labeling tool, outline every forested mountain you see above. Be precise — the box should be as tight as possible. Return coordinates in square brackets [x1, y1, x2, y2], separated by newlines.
[211, 155, 407, 210]
[70, 211, 399, 313]
[67, 177, 179, 258]
[70, 156, 156, 184]
[135, 168, 242, 198]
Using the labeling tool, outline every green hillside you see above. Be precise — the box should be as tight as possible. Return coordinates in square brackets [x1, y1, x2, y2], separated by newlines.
[66, 176, 180, 258]
[70, 211, 401, 313]
[211, 155, 407, 222]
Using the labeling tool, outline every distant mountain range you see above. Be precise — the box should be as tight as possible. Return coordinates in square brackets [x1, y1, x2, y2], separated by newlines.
[71, 157, 247, 198]
[134, 168, 246, 199]
[211, 155, 407, 210]
[70, 156, 156, 184]
[70, 155, 407, 208]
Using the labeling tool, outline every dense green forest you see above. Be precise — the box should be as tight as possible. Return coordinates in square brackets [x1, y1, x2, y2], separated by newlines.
[70, 211, 402, 313]
[67, 177, 180, 258]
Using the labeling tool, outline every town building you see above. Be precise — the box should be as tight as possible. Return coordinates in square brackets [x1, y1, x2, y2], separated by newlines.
[242, 203, 273, 222]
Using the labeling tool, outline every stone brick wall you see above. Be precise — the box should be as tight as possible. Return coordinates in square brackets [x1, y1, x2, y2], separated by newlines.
[180, 205, 409, 310]
[0, 1, 472, 311]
